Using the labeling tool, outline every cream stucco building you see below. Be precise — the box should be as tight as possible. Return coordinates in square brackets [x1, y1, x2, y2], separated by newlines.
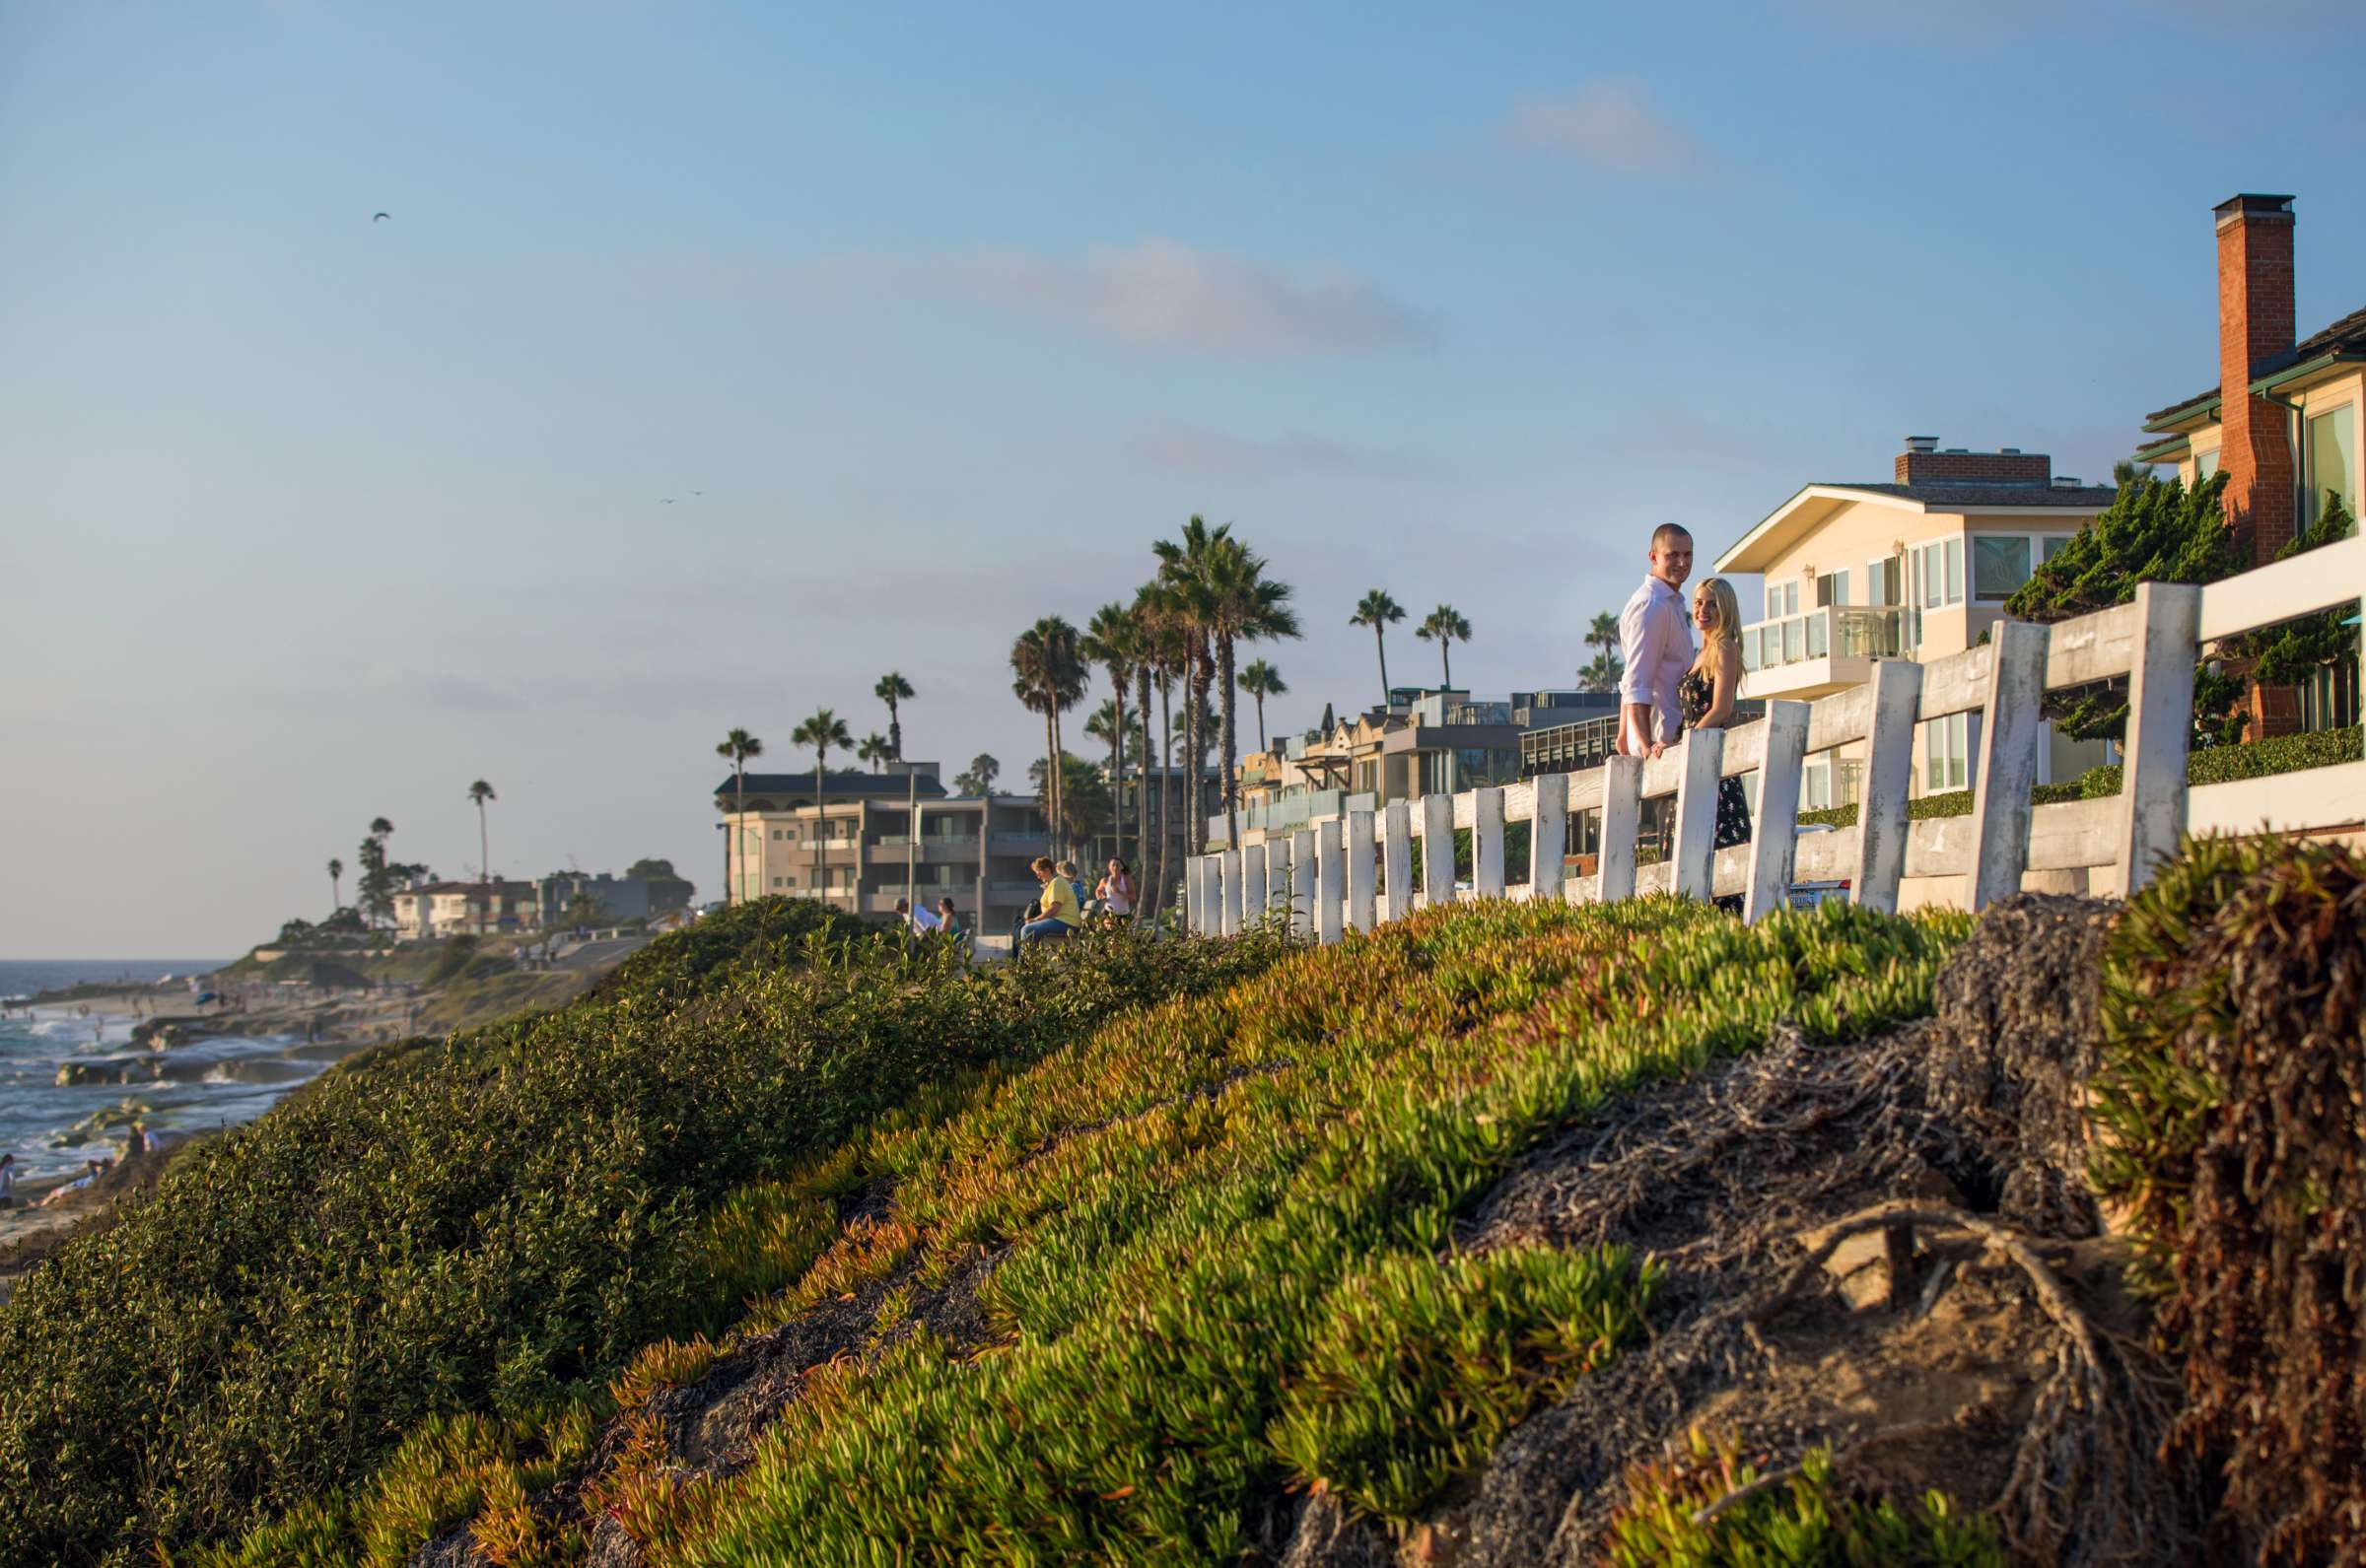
[1713, 439, 2120, 810]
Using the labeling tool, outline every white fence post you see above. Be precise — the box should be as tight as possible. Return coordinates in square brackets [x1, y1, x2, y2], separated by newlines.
[1529, 771, 1567, 903]
[1473, 786, 1506, 899]
[1383, 800, 1413, 921]
[1242, 839, 1269, 925]
[1266, 839, 1291, 926]
[1218, 849, 1243, 936]
[1967, 621, 2049, 912]
[1852, 660, 1922, 916]
[1185, 857, 1206, 934]
[1290, 829, 1317, 939]
[1670, 729, 1725, 902]
[2116, 581, 2201, 897]
[1598, 757, 1642, 903]
[1421, 792, 1455, 909]
[1744, 699, 1811, 922]
[1315, 819, 1345, 944]
[1347, 809, 1377, 932]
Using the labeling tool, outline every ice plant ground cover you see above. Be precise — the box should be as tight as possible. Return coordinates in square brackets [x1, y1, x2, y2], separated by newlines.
[184, 895, 1972, 1565]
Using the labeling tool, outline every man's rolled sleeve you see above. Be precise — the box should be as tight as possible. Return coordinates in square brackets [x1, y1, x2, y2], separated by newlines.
[1618, 593, 1659, 708]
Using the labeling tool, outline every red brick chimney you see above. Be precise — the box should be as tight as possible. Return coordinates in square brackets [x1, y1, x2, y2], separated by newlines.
[1894, 441, 2052, 486]
[2216, 193, 2297, 566]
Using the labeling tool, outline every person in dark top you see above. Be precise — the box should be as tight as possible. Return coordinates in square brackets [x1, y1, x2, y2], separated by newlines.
[1681, 576, 1752, 913]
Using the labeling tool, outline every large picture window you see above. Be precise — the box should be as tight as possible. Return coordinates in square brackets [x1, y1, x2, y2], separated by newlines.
[1911, 538, 1964, 610]
[1972, 535, 2032, 599]
[2306, 405, 2356, 520]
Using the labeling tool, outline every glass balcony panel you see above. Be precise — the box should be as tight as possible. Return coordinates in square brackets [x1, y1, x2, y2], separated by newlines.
[1782, 617, 1804, 662]
[1806, 610, 1827, 658]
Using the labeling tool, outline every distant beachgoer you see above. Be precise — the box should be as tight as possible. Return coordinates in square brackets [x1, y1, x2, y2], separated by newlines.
[936, 899, 964, 940]
[893, 897, 940, 935]
[1018, 857, 1081, 948]
[0, 1152, 15, 1208]
[125, 1123, 150, 1160]
[1097, 858, 1135, 921]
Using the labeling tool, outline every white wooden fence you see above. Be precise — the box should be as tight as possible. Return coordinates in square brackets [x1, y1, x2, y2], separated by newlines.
[1185, 538, 2366, 937]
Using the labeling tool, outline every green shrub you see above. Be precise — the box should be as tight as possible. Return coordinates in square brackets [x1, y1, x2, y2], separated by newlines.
[2087, 834, 2366, 1565]
[587, 894, 887, 1000]
[0, 918, 1292, 1565]
[1603, 1429, 2003, 1566]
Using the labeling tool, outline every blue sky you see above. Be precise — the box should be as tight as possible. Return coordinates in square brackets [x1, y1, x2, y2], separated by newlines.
[4, 0, 2362, 956]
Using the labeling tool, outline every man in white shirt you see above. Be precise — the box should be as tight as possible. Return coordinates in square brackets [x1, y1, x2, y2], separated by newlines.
[893, 897, 941, 933]
[1617, 523, 1696, 758]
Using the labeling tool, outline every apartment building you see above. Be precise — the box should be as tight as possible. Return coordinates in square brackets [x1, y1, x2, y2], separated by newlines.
[1217, 689, 1616, 851]
[1712, 438, 2118, 807]
[2134, 193, 2363, 735]
[389, 879, 539, 938]
[534, 867, 694, 928]
[714, 763, 1053, 935]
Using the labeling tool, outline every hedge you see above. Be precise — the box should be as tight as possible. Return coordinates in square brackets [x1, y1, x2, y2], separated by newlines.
[1792, 724, 2360, 831]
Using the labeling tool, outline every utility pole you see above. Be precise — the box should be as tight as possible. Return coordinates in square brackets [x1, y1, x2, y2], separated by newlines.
[906, 766, 919, 918]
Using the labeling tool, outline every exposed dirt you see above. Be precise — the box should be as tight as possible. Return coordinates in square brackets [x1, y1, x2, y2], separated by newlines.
[1280, 894, 2197, 1568]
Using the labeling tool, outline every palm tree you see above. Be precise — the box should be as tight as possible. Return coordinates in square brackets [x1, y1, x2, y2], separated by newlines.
[466, 780, 497, 932]
[1238, 658, 1287, 752]
[1416, 604, 1473, 688]
[1193, 533, 1300, 852]
[791, 710, 852, 900]
[1079, 603, 1138, 861]
[953, 754, 1000, 795]
[1579, 610, 1624, 693]
[715, 728, 764, 907]
[327, 856, 344, 915]
[1350, 589, 1406, 705]
[858, 732, 892, 772]
[1152, 517, 1228, 858]
[1009, 617, 1086, 854]
[873, 672, 915, 761]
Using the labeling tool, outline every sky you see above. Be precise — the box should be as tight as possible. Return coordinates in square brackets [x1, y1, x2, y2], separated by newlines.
[4, 0, 2363, 958]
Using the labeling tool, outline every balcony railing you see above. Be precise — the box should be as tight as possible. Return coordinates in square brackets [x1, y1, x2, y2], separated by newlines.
[1742, 606, 1906, 672]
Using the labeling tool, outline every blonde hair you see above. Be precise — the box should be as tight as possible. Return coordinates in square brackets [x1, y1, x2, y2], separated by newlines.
[1690, 577, 1744, 678]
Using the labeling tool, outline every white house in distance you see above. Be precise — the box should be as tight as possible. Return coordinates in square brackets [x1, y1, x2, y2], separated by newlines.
[1712, 438, 2120, 810]
[389, 879, 538, 938]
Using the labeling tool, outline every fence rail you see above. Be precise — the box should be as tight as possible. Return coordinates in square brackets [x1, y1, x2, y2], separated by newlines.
[1185, 538, 2366, 937]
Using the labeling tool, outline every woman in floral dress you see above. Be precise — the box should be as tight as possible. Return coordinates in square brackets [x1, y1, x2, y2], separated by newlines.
[1677, 576, 1751, 913]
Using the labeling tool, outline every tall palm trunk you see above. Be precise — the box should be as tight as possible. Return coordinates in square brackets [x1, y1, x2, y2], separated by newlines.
[1050, 703, 1067, 855]
[1136, 665, 1153, 918]
[731, 763, 746, 908]
[1178, 648, 1198, 861]
[477, 801, 492, 934]
[812, 758, 825, 899]
[1442, 640, 1453, 688]
[1374, 627, 1390, 704]
[1190, 642, 1215, 856]
[1156, 674, 1174, 921]
[1108, 685, 1126, 863]
[1254, 693, 1268, 753]
[1218, 630, 1240, 855]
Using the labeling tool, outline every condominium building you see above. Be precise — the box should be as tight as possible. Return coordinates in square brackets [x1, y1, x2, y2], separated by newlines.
[714, 763, 1053, 934]
[389, 880, 539, 938]
[1217, 689, 1619, 851]
[2134, 193, 2362, 735]
[1712, 437, 2119, 807]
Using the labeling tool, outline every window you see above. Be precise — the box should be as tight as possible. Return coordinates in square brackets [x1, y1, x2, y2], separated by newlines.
[1801, 763, 1833, 812]
[1816, 570, 1850, 609]
[2194, 446, 2220, 480]
[1922, 712, 1972, 793]
[1911, 538, 1964, 610]
[1972, 535, 2032, 599]
[2040, 533, 2077, 563]
[2306, 405, 2356, 520]
[1768, 579, 1800, 618]
[1864, 556, 1902, 607]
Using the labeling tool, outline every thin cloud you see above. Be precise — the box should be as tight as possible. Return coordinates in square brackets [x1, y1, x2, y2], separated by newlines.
[1127, 421, 1409, 479]
[1501, 82, 1706, 177]
[934, 239, 1432, 355]
[649, 239, 1433, 357]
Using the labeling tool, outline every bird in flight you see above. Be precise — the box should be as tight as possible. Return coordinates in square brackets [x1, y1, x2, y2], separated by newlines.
[661, 498, 676, 505]
[373, 212, 390, 222]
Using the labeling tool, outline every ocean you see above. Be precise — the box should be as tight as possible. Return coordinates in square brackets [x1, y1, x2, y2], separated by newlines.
[0, 959, 332, 1185]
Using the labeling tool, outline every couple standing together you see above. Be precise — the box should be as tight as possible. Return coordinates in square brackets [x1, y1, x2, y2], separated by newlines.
[1615, 522, 1752, 887]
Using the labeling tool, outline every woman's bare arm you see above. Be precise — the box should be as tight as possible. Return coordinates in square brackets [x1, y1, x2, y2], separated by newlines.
[1704, 645, 1741, 728]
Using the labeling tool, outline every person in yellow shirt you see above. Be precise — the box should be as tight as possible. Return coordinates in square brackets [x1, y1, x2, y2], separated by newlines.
[1018, 856, 1080, 947]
